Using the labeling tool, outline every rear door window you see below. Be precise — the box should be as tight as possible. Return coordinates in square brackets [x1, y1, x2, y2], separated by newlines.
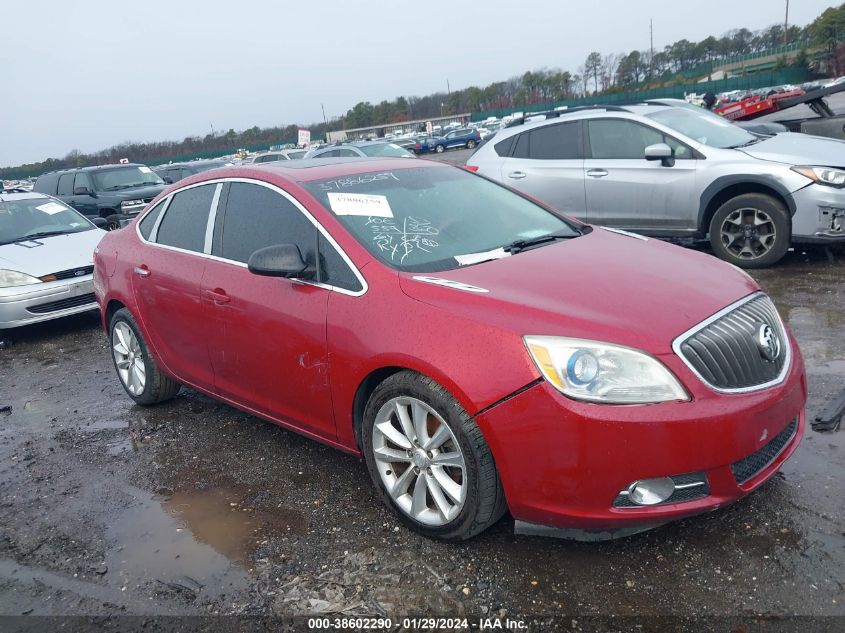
[138, 199, 167, 240]
[73, 172, 93, 191]
[156, 184, 217, 253]
[527, 122, 582, 160]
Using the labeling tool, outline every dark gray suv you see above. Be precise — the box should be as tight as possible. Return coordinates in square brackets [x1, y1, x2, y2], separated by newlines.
[34, 164, 167, 230]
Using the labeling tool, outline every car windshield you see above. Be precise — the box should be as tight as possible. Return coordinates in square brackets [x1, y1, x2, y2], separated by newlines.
[359, 143, 413, 158]
[304, 166, 581, 272]
[646, 108, 758, 149]
[91, 166, 164, 191]
[0, 198, 95, 244]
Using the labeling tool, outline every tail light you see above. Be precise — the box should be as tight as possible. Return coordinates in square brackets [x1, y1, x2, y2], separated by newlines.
[464, 165, 479, 172]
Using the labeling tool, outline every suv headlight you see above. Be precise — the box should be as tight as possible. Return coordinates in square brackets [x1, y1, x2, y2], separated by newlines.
[791, 166, 845, 188]
[0, 269, 42, 288]
[524, 336, 689, 404]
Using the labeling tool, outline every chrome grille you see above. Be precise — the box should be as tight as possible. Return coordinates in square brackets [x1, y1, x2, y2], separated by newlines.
[673, 294, 789, 392]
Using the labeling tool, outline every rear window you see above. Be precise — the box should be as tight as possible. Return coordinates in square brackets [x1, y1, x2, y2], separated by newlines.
[494, 136, 515, 157]
[33, 173, 60, 195]
[156, 184, 216, 253]
[138, 199, 166, 240]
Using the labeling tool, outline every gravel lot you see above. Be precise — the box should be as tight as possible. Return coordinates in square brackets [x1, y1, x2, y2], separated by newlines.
[1, 150, 844, 630]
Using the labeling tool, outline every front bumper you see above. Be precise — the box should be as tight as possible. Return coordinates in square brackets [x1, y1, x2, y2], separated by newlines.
[791, 184, 845, 243]
[475, 344, 806, 531]
[0, 276, 98, 329]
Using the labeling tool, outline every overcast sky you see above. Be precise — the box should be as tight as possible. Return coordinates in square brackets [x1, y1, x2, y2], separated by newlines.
[0, 0, 836, 167]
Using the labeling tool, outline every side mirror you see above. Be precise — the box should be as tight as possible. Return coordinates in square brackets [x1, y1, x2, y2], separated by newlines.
[73, 186, 92, 196]
[91, 217, 108, 228]
[162, 176, 173, 184]
[645, 143, 675, 167]
[247, 244, 313, 279]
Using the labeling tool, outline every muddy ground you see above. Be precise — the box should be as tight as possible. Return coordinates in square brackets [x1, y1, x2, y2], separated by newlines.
[0, 231, 844, 630]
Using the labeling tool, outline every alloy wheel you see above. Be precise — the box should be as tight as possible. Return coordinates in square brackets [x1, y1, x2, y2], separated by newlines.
[112, 322, 146, 395]
[719, 207, 777, 260]
[372, 396, 467, 526]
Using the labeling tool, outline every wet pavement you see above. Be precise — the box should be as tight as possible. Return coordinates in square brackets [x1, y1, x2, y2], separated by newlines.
[0, 244, 844, 628]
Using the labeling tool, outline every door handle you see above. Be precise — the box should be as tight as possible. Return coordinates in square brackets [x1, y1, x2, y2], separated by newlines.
[508, 171, 527, 179]
[133, 266, 150, 278]
[205, 288, 231, 304]
[586, 169, 609, 178]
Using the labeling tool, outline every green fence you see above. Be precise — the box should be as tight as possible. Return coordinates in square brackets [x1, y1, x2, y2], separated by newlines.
[713, 41, 810, 69]
[470, 68, 811, 122]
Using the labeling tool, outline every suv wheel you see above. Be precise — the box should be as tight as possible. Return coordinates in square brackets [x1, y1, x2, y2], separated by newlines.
[708, 193, 790, 268]
[466, 139, 477, 149]
[104, 214, 123, 231]
[361, 371, 507, 541]
[435, 144, 445, 153]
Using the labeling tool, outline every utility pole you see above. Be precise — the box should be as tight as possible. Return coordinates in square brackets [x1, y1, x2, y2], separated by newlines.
[784, 0, 789, 45]
[650, 18, 654, 81]
[447, 79, 451, 95]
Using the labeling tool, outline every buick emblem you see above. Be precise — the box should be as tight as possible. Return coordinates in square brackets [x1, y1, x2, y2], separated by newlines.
[755, 324, 780, 362]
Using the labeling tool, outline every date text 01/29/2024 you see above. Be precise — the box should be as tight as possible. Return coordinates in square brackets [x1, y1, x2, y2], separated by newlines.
[306, 617, 528, 630]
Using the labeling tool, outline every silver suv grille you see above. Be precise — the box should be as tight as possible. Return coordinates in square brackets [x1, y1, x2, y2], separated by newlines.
[673, 293, 789, 392]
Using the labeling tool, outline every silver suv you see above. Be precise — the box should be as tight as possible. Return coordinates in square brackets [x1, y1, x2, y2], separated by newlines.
[468, 103, 845, 267]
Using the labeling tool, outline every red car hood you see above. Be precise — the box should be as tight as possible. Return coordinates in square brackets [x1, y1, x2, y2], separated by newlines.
[398, 228, 760, 355]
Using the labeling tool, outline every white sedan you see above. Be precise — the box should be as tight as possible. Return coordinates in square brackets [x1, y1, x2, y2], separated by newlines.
[0, 190, 105, 329]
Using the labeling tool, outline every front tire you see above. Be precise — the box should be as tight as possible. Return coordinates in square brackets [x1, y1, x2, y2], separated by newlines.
[109, 308, 181, 405]
[361, 371, 506, 541]
[708, 193, 790, 268]
[435, 144, 445, 153]
[104, 214, 123, 231]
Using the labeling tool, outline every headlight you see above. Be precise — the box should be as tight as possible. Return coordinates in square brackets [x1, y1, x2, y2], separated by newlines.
[523, 336, 689, 404]
[791, 166, 845, 188]
[0, 269, 42, 288]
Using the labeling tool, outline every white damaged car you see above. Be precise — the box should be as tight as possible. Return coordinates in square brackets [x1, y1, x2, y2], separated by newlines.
[0, 190, 105, 329]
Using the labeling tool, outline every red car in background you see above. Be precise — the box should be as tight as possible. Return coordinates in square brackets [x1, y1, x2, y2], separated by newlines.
[93, 158, 805, 540]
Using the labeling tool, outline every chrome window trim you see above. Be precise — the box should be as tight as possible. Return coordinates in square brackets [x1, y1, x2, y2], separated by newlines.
[203, 183, 224, 254]
[134, 176, 368, 298]
[671, 291, 792, 394]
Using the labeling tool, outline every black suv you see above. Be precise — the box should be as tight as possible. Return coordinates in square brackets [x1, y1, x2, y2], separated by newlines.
[33, 164, 167, 230]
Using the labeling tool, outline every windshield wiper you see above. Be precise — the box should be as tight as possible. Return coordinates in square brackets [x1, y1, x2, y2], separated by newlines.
[12, 231, 71, 243]
[730, 137, 762, 149]
[502, 229, 576, 254]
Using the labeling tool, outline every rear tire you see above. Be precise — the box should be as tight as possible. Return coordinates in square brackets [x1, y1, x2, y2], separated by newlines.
[466, 140, 477, 149]
[708, 193, 790, 268]
[361, 371, 506, 541]
[109, 308, 181, 405]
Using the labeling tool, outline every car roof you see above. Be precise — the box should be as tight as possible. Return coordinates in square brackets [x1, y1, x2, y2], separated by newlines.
[40, 163, 146, 175]
[0, 190, 51, 202]
[171, 157, 446, 188]
[156, 159, 228, 168]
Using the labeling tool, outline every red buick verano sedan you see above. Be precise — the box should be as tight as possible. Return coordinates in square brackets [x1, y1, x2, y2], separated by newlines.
[93, 158, 805, 540]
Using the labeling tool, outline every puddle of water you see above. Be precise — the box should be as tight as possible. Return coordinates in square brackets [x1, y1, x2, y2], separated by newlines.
[162, 487, 307, 565]
[105, 485, 306, 594]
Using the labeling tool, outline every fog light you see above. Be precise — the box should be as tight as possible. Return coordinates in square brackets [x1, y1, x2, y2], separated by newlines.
[627, 477, 675, 506]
